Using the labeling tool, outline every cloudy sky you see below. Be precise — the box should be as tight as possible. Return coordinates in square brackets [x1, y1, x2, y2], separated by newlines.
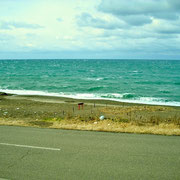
[0, 0, 180, 59]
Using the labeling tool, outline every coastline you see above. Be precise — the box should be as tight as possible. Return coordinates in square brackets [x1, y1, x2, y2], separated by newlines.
[0, 93, 180, 135]
[0, 89, 180, 107]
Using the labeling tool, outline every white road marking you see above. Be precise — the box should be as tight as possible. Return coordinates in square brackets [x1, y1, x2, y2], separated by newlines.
[0, 143, 60, 151]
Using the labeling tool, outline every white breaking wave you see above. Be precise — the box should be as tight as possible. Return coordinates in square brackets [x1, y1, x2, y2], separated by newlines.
[0, 89, 180, 107]
[85, 77, 103, 81]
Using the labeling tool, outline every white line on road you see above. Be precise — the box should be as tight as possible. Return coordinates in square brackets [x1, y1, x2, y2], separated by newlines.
[0, 143, 61, 151]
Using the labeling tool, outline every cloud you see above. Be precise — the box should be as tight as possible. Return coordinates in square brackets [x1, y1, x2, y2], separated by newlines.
[0, 0, 180, 59]
[98, 0, 180, 17]
[152, 12, 179, 21]
[149, 18, 180, 35]
[158, 28, 180, 34]
[77, 12, 127, 30]
[100, 28, 178, 41]
[0, 21, 43, 30]
[99, 0, 159, 16]
[121, 15, 152, 26]
[169, 0, 180, 10]
[98, 0, 180, 26]
[153, 24, 180, 34]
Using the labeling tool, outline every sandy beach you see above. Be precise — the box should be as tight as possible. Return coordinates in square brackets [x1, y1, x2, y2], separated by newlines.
[0, 93, 180, 135]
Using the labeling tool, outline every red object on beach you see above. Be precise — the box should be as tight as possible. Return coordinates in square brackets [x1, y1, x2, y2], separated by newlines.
[78, 103, 84, 110]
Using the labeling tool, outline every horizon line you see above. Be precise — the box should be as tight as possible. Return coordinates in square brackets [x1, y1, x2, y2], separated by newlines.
[0, 58, 180, 61]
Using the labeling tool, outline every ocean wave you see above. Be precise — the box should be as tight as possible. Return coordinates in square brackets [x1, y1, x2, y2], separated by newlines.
[159, 90, 171, 94]
[122, 93, 138, 99]
[132, 71, 142, 73]
[87, 86, 104, 91]
[0, 89, 180, 106]
[101, 93, 137, 99]
[101, 93, 123, 99]
[0, 89, 64, 97]
[85, 77, 103, 81]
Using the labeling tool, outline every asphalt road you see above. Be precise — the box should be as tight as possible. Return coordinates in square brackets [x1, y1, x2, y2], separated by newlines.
[0, 126, 180, 180]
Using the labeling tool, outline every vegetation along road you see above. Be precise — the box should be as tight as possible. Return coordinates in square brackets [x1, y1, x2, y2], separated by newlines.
[0, 126, 180, 180]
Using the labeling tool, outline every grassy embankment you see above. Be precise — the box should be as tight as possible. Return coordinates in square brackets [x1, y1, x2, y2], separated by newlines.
[0, 93, 180, 135]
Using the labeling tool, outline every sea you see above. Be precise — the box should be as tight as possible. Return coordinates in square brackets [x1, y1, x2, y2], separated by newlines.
[0, 59, 180, 106]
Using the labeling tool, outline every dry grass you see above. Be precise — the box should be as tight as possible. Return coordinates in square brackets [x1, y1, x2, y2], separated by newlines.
[50, 120, 180, 135]
[0, 95, 180, 135]
[99, 106, 180, 125]
[1, 117, 180, 136]
[0, 118, 29, 127]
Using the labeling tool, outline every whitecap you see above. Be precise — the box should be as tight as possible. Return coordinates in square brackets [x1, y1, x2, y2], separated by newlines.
[85, 77, 103, 81]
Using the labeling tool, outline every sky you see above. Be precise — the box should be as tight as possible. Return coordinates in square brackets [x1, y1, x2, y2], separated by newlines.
[0, 0, 180, 59]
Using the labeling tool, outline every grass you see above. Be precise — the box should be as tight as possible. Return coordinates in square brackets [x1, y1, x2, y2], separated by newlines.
[0, 94, 180, 135]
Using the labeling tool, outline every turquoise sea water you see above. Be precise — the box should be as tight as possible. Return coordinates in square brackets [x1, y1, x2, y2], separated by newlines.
[0, 59, 180, 106]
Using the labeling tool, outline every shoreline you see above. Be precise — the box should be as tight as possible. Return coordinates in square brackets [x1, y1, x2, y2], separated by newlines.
[2, 92, 180, 108]
[0, 93, 180, 135]
[0, 90, 180, 107]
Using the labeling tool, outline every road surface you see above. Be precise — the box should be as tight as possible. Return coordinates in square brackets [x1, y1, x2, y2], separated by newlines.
[0, 126, 180, 180]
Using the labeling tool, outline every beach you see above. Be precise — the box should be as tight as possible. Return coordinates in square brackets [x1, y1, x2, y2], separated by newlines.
[1, 60, 180, 135]
[0, 93, 179, 135]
